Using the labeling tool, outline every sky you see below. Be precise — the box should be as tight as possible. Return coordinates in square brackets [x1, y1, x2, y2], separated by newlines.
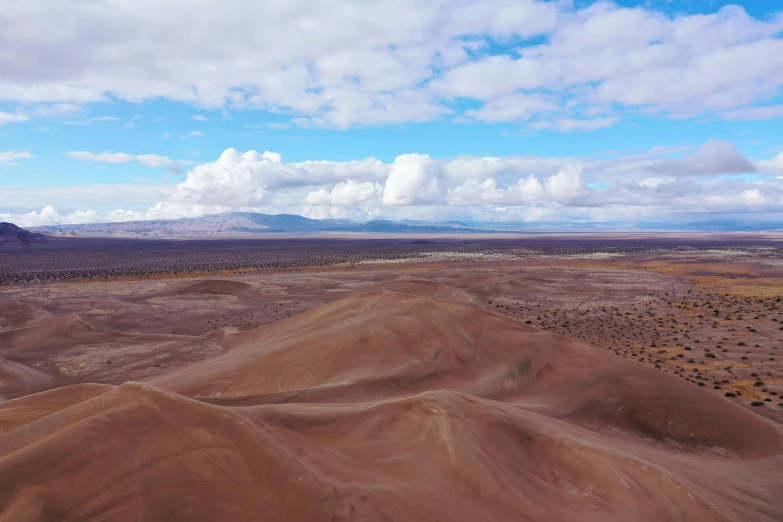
[1, 0, 783, 227]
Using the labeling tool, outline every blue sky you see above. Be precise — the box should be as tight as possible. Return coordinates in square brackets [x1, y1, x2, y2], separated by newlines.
[1, 0, 782, 226]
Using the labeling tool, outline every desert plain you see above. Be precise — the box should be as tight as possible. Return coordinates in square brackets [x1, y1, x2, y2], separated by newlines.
[1, 234, 782, 521]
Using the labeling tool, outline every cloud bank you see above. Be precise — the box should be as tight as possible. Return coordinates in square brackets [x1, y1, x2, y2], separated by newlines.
[1, 1, 782, 128]
[4, 140, 783, 228]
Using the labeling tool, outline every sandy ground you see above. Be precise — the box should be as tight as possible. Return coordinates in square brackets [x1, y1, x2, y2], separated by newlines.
[0, 248, 781, 521]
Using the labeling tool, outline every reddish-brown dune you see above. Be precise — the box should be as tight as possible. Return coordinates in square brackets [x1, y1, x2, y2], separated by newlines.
[0, 284, 781, 521]
[356, 279, 474, 303]
[0, 314, 220, 399]
[0, 298, 37, 328]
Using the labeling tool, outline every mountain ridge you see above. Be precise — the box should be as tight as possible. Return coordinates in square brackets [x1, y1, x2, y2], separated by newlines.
[0, 222, 47, 247]
[23, 212, 783, 238]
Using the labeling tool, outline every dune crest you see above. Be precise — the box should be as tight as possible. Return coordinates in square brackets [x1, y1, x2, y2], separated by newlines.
[356, 279, 474, 303]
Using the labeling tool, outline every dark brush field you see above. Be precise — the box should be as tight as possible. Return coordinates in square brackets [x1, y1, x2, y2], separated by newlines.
[1, 234, 783, 521]
[2, 234, 782, 283]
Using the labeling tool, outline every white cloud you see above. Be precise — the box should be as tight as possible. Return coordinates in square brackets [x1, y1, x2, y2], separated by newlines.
[62, 115, 120, 125]
[651, 140, 756, 177]
[0, 2, 779, 128]
[66, 151, 174, 167]
[191, 115, 208, 121]
[189, 130, 203, 137]
[5, 143, 783, 227]
[530, 117, 618, 132]
[382, 153, 587, 207]
[545, 164, 583, 197]
[742, 189, 767, 206]
[136, 154, 173, 167]
[756, 152, 783, 174]
[0, 150, 34, 164]
[639, 177, 674, 189]
[0, 205, 156, 227]
[382, 154, 446, 206]
[722, 105, 783, 121]
[305, 180, 382, 206]
[465, 93, 559, 123]
[168, 148, 387, 207]
[66, 151, 135, 163]
[0, 112, 30, 126]
[589, 140, 756, 184]
[32, 103, 83, 117]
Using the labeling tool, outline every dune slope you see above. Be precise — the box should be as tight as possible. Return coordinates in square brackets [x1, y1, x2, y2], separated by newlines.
[0, 285, 781, 521]
[0, 314, 220, 399]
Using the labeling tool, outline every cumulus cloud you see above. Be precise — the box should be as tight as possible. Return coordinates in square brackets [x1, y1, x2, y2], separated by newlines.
[168, 148, 387, 207]
[0, 2, 781, 128]
[386, 161, 585, 207]
[545, 164, 584, 197]
[5, 143, 783, 227]
[305, 180, 382, 206]
[382, 154, 446, 206]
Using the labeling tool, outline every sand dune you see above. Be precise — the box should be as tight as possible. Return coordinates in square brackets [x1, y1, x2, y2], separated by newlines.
[0, 314, 220, 399]
[153, 291, 781, 456]
[0, 298, 37, 328]
[0, 283, 781, 521]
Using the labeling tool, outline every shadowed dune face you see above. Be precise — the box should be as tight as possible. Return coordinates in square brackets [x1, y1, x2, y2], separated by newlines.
[0, 283, 782, 521]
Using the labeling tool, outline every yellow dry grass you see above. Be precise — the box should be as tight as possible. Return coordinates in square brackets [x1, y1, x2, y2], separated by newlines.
[725, 378, 783, 401]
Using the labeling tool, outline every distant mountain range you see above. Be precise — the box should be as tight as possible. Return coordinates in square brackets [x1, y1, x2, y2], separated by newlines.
[30, 212, 496, 238]
[22, 212, 783, 239]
